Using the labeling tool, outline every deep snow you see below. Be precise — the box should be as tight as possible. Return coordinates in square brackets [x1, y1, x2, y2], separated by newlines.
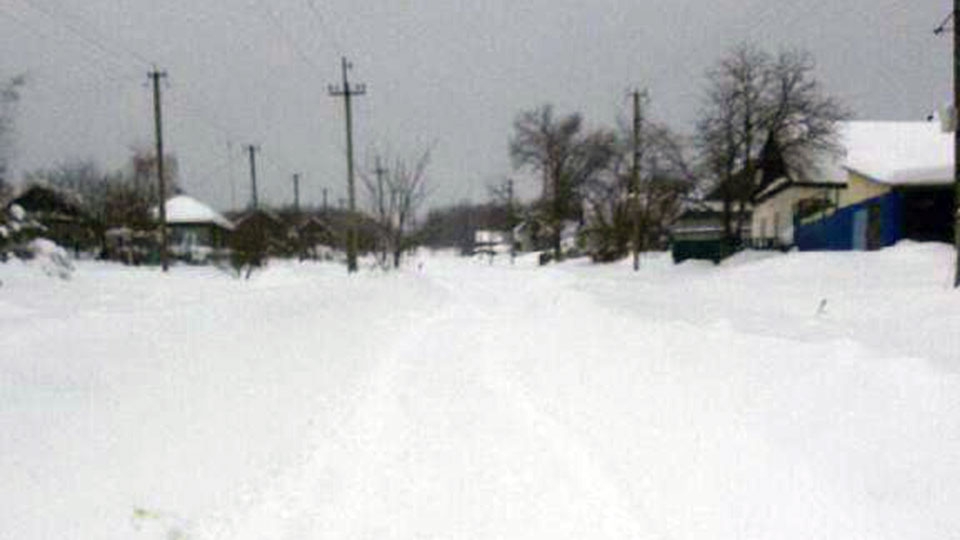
[1, 243, 959, 539]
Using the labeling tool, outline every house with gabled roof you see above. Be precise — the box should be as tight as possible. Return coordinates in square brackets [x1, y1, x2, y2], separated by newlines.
[8, 184, 99, 252]
[233, 207, 291, 255]
[751, 120, 955, 251]
[154, 194, 233, 262]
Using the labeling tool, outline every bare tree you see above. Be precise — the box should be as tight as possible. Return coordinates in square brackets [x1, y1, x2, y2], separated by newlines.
[363, 148, 431, 269]
[582, 120, 693, 261]
[30, 151, 173, 232]
[26, 160, 109, 218]
[696, 44, 848, 244]
[386, 149, 430, 268]
[510, 104, 615, 260]
[581, 144, 631, 261]
[637, 125, 695, 250]
[361, 156, 391, 267]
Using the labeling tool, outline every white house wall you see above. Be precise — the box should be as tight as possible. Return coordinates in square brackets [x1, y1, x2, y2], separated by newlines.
[751, 185, 838, 246]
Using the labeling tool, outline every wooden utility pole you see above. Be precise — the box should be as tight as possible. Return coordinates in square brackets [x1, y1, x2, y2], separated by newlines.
[508, 178, 516, 264]
[630, 89, 647, 271]
[322, 187, 328, 213]
[374, 156, 387, 217]
[329, 57, 366, 273]
[954, 0, 960, 287]
[293, 173, 301, 212]
[149, 68, 169, 272]
[246, 145, 259, 209]
[373, 156, 388, 264]
[227, 141, 237, 211]
[934, 9, 959, 286]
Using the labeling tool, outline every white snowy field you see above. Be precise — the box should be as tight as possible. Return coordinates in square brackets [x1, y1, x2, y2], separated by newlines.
[1, 243, 959, 539]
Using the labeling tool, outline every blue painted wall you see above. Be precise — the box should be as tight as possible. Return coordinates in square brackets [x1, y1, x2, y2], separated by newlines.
[795, 193, 903, 251]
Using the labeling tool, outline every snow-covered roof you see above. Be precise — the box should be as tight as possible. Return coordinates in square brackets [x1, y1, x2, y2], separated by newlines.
[156, 195, 234, 230]
[827, 121, 954, 186]
[475, 230, 508, 245]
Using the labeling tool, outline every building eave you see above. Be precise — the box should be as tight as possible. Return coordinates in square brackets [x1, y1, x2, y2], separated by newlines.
[753, 178, 846, 205]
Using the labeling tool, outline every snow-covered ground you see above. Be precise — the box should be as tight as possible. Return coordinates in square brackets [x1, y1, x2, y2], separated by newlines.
[1, 243, 959, 539]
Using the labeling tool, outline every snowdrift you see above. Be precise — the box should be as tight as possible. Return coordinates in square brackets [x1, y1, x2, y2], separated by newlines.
[1, 243, 958, 539]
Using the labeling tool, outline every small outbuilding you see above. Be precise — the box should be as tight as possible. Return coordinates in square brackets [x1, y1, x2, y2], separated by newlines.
[156, 195, 233, 262]
[670, 202, 751, 263]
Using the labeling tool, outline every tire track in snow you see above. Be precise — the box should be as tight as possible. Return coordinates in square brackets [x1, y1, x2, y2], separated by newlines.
[204, 262, 659, 539]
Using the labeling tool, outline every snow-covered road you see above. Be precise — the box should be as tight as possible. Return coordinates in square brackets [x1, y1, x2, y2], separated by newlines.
[2, 247, 960, 539]
[211, 261, 657, 539]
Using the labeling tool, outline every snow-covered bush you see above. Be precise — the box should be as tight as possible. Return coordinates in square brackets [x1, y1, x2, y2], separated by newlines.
[1, 203, 75, 278]
[22, 238, 75, 279]
[2, 203, 46, 261]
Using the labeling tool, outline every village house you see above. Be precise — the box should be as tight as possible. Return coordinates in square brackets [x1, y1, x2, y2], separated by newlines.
[233, 208, 291, 256]
[8, 184, 99, 253]
[156, 194, 234, 262]
[751, 120, 955, 251]
[295, 215, 334, 259]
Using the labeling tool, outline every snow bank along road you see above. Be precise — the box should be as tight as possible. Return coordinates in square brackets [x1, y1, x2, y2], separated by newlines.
[1, 245, 959, 539]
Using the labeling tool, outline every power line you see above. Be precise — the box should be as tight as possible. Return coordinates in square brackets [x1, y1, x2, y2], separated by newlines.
[165, 92, 238, 140]
[1, 4, 142, 85]
[9, 0, 250, 143]
[1, 6, 250, 208]
[5, 0, 242, 148]
[13, 0, 153, 69]
[304, 0, 345, 56]
[4, 0, 331, 213]
[255, 0, 325, 73]
[935, 11, 955, 35]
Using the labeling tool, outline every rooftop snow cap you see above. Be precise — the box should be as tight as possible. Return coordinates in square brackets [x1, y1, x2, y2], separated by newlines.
[838, 121, 955, 186]
[153, 195, 234, 230]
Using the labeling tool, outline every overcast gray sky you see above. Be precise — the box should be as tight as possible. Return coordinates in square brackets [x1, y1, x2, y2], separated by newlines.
[0, 0, 952, 211]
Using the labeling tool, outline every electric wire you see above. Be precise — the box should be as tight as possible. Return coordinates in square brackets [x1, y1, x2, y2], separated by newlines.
[3, 0, 333, 206]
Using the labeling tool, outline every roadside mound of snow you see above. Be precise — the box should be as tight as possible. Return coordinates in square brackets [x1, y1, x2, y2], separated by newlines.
[720, 248, 785, 267]
[22, 238, 75, 280]
[573, 240, 960, 367]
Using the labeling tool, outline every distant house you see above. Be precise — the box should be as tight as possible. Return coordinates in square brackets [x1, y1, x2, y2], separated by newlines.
[473, 229, 510, 255]
[296, 215, 333, 259]
[102, 226, 156, 265]
[233, 208, 290, 255]
[8, 185, 98, 252]
[511, 220, 538, 253]
[752, 121, 955, 251]
[156, 195, 233, 262]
